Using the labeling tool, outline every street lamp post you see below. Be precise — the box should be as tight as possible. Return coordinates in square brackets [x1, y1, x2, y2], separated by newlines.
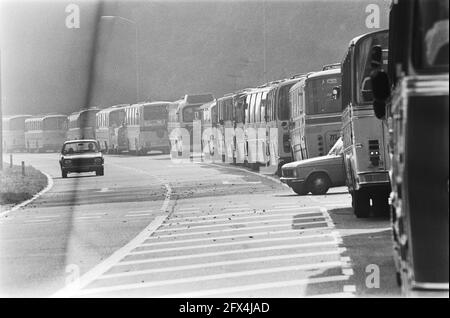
[101, 16, 140, 103]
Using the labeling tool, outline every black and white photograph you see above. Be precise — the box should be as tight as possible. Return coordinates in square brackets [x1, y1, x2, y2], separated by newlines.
[0, 0, 448, 302]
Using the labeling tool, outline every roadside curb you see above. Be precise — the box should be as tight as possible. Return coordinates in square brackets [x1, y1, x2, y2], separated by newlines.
[205, 162, 290, 188]
[0, 171, 54, 218]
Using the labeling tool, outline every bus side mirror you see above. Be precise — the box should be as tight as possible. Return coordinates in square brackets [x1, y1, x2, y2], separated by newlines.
[331, 86, 341, 100]
[370, 45, 391, 119]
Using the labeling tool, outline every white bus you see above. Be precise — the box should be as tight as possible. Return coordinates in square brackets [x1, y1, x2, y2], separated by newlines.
[118, 102, 173, 155]
[24, 114, 68, 152]
[96, 105, 127, 153]
[67, 108, 100, 140]
[2, 115, 32, 152]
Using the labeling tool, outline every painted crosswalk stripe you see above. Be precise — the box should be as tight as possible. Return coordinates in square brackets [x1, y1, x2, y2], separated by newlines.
[131, 233, 335, 255]
[101, 249, 344, 279]
[75, 261, 344, 296]
[160, 214, 325, 232]
[170, 209, 322, 222]
[153, 221, 329, 238]
[117, 240, 338, 266]
[142, 227, 334, 247]
[161, 275, 350, 298]
[167, 211, 322, 226]
[156, 216, 326, 234]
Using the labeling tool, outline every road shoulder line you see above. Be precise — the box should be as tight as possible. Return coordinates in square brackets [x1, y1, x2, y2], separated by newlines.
[0, 171, 54, 218]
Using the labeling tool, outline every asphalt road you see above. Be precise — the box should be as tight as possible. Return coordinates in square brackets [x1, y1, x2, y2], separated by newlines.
[0, 153, 400, 297]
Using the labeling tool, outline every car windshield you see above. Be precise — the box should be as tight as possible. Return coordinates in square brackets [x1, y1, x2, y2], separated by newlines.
[62, 142, 99, 154]
[327, 137, 343, 155]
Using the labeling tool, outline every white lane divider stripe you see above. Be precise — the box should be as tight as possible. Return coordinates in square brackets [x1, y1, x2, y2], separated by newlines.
[74, 261, 344, 296]
[100, 249, 344, 279]
[131, 233, 335, 255]
[124, 214, 153, 218]
[117, 240, 338, 266]
[75, 216, 102, 220]
[155, 220, 328, 237]
[170, 209, 322, 223]
[24, 219, 53, 223]
[161, 275, 350, 298]
[32, 215, 61, 219]
[142, 227, 335, 247]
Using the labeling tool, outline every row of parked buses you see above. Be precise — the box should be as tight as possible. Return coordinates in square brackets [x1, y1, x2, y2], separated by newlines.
[2, 102, 174, 155]
[2, 0, 447, 295]
[167, 0, 448, 295]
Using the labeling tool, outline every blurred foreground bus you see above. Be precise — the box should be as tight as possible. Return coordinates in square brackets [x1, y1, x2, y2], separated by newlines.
[2, 115, 32, 152]
[370, 0, 448, 295]
[118, 102, 173, 155]
[67, 108, 100, 140]
[25, 114, 67, 152]
[340, 29, 390, 218]
[289, 68, 342, 162]
[96, 104, 127, 153]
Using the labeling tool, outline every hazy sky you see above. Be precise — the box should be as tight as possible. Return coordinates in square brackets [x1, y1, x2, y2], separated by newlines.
[0, 0, 389, 116]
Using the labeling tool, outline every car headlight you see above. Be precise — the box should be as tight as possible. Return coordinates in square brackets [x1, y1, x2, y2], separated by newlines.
[64, 159, 72, 166]
[292, 169, 298, 177]
[94, 157, 103, 164]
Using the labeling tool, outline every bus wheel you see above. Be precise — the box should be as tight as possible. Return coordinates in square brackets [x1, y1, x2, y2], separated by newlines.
[353, 188, 370, 218]
[307, 173, 331, 195]
[292, 184, 308, 195]
[372, 188, 390, 217]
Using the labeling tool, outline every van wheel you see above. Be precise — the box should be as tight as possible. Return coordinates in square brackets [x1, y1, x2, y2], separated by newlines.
[353, 188, 370, 218]
[307, 173, 331, 195]
[292, 184, 308, 195]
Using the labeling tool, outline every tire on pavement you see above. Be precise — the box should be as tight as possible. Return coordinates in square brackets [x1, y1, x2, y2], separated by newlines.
[307, 173, 331, 195]
[96, 167, 104, 176]
[292, 184, 309, 195]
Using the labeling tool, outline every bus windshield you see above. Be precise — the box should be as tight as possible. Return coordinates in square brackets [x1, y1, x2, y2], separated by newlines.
[9, 118, 26, 130]
[277, 84, 294, 120]
[43, 117, 66, 130]
[143, 105, 168, 121]
[305, 76, 342, 115]
[79, 111, 97, 128]
[355, 31, 389, 104]
[110, 111, 125, 127]
[413, 0, 449, 71]
[182, 105, 201, 122]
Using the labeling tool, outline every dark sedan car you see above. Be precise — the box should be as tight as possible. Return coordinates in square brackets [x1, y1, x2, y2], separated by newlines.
[59, 140, 104, 178]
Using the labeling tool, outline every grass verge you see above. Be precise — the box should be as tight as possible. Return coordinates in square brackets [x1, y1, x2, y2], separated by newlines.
[0, 163, 48, 206]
